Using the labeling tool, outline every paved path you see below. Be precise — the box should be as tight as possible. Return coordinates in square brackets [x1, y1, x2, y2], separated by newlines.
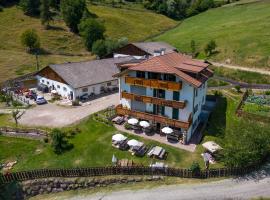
[19, 93, 119, 127]
[210, 61, 270, 75]
[67, 164, 270, 200]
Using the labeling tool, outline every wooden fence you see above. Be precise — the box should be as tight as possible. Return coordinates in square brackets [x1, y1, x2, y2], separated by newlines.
[0, 165, 258, 185]
[235, 89, 249, 116]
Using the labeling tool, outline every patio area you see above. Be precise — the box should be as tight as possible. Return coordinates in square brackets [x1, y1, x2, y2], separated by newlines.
[114, 124, 197, 152]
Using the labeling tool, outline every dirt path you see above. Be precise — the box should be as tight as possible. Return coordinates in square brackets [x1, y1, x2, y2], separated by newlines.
[210, 61, 270, 75]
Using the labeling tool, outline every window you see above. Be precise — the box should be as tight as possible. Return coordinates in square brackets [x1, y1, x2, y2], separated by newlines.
[136, 71, 145, 78]
[63, 87, 67, 91]
[164, 74, 176, 82]
[57, 85, 60, 89]
[47, 81, 49, 85]
[195, 88, 198, 97]
[172, 108, 179, 120]
[41, 80, 44, 83]
[194, 104, 198, 114]
[148, 72, 161, 80]
[107, 82, 111, 86]
[173, 91, 180, 101]
[82, 87, 88, 92]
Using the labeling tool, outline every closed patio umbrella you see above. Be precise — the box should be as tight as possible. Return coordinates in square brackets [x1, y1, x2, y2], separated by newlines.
[161, 127, 173, 134]
[112, 133, 127, 142]
[112, 154, 117, 165]
[128, 118, 138, 125]
[139, 121, 150, 128]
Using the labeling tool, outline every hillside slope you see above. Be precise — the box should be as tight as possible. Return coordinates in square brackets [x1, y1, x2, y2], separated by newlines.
[0, 5, 177, 83]
[153, 1, 270, 69]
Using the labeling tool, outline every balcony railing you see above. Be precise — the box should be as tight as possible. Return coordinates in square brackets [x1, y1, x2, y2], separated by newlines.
[121, 91, 186, 109]
[115, 105, 191, 130]
[125, 76, 182, 91]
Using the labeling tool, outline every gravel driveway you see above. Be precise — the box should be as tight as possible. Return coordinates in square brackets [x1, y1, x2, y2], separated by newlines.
[19, 93, 119, 127]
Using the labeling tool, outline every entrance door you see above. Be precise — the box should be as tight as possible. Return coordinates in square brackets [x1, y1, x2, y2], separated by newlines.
[70, 91, 73, 100]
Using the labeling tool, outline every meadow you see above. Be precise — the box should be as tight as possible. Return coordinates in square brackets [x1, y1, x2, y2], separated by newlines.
[153, 0, 270, 69]
[0, 5, 177, 83]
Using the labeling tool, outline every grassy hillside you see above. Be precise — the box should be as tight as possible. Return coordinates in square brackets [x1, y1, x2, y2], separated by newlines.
[153, 1, 270, 69]
[0, 5, 177, 83]
[90, 5, 177, 42]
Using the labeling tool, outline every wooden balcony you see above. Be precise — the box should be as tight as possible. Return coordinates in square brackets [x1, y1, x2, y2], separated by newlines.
[121, 91, 186, 109]
[125, 76, 182, 91]
[115, 105, 192, 130]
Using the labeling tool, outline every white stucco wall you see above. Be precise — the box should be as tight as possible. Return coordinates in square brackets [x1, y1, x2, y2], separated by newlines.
[74, 80, 118, 98]
[36, 75, 75, 99]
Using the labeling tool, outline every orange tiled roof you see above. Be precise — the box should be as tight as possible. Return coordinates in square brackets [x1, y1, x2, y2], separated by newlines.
[127, 52, 212, 88]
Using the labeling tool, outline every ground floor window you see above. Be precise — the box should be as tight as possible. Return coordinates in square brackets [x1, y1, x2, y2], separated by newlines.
[107, 82, 111, 86]
[82, 87, 88, 92]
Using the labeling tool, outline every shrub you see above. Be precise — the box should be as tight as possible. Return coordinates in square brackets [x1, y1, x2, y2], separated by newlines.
[12, 100, 23, 107]
[72, 100, 80, 106]
[265, 90, 270, 95]
[124, 122, 132, 130]
[235, 85, 241, 93]
[51, 129, 73, 154]
[0, 6, 3, 12]
[19, 0, 40, 16]
[204, 40, 217, 56]
[43, 137, 49, 143]
[189, 162, 201, 174]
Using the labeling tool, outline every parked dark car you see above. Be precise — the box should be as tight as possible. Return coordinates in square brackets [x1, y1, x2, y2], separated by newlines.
[37, 84, 49, 93]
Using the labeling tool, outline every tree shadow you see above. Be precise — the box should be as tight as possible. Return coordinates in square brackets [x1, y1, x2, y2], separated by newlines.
[47, 25, 66, 31]
[0, 181, 24, 200]
[204, 96, 227, 138]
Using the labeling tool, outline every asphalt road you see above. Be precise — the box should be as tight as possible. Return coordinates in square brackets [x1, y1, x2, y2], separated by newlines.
[67, 164, 270, 200]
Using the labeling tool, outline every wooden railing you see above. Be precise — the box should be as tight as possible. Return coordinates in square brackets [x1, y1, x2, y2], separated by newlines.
[116, 105, 191, 129]
[0, 165, 259, 184]
[125, 76, 182, 91]
[121, 91, 186, 109]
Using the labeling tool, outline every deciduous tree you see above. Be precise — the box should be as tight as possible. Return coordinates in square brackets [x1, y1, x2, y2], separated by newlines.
[21, 29, 41, 53]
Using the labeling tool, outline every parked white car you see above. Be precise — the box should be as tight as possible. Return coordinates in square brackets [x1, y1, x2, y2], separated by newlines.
[35, 96, 47, 105]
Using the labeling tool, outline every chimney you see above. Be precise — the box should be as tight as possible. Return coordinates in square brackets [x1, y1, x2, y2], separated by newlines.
[160, 48, 166, 55]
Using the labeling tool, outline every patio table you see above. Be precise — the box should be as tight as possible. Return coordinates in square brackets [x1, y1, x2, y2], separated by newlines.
[152, 146, 163, 156]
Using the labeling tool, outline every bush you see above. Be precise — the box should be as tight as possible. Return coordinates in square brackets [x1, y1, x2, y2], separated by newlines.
[51, 129, 73, 154]
[72, 100, 80, 106]
[12, 100, 23, 107]
[43, 137, 49, 143]
[0, 5, 3, 12]
[124, 122, 132, 130]
[234, 85, 241, 93]
[189, 162, 201, 174]
[204, 40, 217, 56]
[265, 90, 270, 95]
[222, 121, 270, 167]
[19, 0, 40, 16]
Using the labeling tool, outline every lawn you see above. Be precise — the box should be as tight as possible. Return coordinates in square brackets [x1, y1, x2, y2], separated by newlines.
[0, 5, 177, 83]
[210, 66, 270, 84]
[0, 117, 207, 171]
[153, 0, 270, 68]
[89, 5, 177, 42]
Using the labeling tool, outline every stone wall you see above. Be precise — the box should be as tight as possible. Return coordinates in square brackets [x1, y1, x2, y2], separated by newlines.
[21, 176, 164, 199]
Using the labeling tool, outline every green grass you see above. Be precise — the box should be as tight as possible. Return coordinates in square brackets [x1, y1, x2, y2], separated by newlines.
[0, 5, 177, 83]
[243, 102, 270, 117]
[207, 78, 230, 87]
[153, 1, 270, 68]
[0, 117, 208, 171]
[210, 66, 270, 84]
[90, 5, 177, 42]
